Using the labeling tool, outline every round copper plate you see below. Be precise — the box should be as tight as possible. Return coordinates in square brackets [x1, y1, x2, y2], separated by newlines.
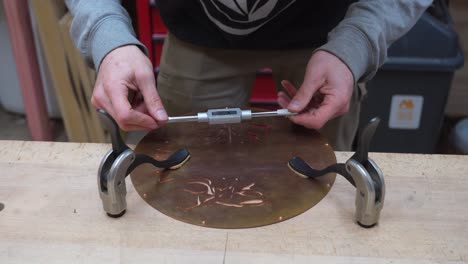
[131, 116, 336, 228]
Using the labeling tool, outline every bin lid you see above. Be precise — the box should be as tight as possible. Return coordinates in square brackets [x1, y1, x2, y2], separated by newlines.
[382, 13, 464, 72]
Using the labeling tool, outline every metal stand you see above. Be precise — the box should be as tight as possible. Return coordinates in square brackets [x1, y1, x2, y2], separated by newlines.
[97, 110, 190, 217]
[288, 118, 385, 227]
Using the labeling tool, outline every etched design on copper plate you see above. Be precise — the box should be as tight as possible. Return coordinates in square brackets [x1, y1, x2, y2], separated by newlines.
[158, 176, 266, 211]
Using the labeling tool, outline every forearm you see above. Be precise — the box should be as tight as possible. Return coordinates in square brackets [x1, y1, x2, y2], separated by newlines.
[66, 0, 147, 69]
[319, 0, 433, 83]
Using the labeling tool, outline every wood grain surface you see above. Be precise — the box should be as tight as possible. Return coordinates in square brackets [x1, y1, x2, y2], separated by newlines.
[0, 141, 467, 263]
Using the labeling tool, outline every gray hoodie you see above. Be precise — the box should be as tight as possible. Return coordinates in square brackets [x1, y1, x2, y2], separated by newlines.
[66, 0, 432, 83]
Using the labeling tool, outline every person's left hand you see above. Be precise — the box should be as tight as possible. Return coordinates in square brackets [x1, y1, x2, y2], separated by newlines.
[277, 50, 354, 129]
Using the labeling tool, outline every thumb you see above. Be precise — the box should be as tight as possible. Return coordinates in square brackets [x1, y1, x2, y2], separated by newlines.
[288, 74, 324, 112]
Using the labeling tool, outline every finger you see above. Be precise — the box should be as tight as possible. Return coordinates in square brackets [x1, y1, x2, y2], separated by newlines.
[277, 91, 291, 109]
[92, 87, 116, 117]
[280, 80, 298, 97]
[290, 96, 339, 129]
[135, 70, 168, 123]
[106, 84, 159, 130]
[288, 74, 325, 113]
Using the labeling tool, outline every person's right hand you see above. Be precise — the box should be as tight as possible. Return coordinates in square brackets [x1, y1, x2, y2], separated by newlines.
[91, 45, 168, 131]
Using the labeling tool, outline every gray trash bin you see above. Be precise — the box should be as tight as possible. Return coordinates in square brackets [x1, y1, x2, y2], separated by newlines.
[359, 2, 464, 154]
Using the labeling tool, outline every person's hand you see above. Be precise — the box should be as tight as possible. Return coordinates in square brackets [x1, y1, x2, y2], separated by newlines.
[277, 50, 354, 129]
[91, 45, 167, 131]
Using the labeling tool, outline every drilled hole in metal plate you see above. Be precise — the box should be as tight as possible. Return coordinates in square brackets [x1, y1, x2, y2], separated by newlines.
[0, 203, 4, 212]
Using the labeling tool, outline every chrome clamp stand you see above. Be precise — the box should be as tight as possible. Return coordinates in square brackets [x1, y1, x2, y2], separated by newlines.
[97, 110, 190, 217]
[288, 118, 385, 227]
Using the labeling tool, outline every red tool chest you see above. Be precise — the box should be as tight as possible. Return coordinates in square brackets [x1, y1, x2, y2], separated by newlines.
[135, 0, 278, 108]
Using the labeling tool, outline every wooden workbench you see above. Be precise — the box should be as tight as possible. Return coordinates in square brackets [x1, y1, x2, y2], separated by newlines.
[0, 140, 467, 263]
